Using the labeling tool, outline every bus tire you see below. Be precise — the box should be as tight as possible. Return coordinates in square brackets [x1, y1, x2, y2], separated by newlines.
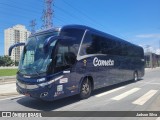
[79, 78, 92, 99]
[133, 71, 138, 82]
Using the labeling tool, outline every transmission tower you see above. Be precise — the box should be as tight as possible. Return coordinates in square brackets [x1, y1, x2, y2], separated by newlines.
[29, 19, 36, 34]
[42, 0, 53, 29]
[145, 45, 151, 53]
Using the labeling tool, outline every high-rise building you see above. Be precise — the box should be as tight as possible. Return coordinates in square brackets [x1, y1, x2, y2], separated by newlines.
[4, 24, 30, 62]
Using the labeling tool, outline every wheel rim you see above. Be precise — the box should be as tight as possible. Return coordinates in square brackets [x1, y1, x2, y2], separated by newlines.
[81, 80, 90, 95]
[134, 73, 138, 81]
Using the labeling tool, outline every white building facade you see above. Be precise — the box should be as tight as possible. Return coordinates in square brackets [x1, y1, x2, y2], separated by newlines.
[4, 25, 30, 62]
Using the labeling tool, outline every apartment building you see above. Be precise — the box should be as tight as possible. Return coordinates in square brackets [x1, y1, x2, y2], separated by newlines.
[4, 24, 30, 62]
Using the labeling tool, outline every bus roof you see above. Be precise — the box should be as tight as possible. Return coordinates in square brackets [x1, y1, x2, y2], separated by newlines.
[30, 24, 142, 49]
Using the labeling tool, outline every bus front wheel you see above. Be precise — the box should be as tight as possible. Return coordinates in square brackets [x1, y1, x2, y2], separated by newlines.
[79, 78, 92, 99]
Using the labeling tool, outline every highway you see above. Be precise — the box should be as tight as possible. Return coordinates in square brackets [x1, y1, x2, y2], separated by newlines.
[0, 68, 160, 120]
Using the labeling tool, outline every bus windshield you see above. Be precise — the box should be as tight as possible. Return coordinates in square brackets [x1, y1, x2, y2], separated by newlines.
[19, 33, 58, 76]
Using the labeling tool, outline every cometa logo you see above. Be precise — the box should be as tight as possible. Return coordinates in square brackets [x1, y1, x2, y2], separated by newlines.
[93, 57, 114, 67]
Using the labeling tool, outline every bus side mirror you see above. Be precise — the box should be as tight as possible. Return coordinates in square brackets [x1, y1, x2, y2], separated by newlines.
[9, 42, 25, 56]
[65, 52, 76, 65]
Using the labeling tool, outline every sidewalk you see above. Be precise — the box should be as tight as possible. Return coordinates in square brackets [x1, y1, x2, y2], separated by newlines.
[0, 83, 19, 99]
[0, 76, 16, 85]
[145, 67, 160, 71]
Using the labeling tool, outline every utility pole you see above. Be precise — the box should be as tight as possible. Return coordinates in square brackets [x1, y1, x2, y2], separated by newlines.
[42, 0, 53, 29]
[29, 19, 36, 34]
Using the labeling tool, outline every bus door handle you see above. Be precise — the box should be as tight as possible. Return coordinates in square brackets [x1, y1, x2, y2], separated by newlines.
[63, 70, 70, 74]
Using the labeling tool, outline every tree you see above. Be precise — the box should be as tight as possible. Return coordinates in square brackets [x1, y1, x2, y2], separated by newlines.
[0, 55, 14, 66]
[0, 56, 5, 66]
[15, 61, 19, 66]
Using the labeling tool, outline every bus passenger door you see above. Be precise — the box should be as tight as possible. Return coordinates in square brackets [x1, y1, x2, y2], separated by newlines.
[54, 43, 77, 96]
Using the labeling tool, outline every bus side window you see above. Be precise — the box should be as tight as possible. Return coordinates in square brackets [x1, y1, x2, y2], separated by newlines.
[80, 32, 103, 55]
[56, 54, 63, 66]
[55, 45, 69, 67]
[79, 32, 92, 55]
[54, 42, 77, 73]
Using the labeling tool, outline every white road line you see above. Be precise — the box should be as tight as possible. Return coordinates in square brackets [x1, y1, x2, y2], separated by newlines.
[156, 117, 160, 120]
[95, 86, 125, 97]
[0, 95, 24, 101]
[139, 82, 160, 85]
[112, 88, 140, 100]
[132, 90, 157, 105]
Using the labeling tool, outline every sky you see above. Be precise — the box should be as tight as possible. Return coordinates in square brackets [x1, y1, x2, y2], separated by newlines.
[0, 0, 160, 55]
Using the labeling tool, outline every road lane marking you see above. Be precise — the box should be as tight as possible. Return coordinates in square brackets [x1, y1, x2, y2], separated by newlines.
[156, 117, 160, 120]
[112, 88, 140, 100]
[139, 81, 160, 85]
[0, 95, 24, 101]
[132, 90, 157, 105]
[95, 86, 125, 97]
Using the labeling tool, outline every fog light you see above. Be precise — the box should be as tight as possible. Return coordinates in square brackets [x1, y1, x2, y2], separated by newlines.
[40, 92, 48, 98]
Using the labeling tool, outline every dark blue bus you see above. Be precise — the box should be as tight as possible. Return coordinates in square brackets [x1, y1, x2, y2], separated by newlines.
[9, 25, 145, 101]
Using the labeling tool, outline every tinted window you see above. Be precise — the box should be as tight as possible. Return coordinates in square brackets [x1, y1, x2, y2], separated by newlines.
[55, 44, 69, 67]
[102, 38, 120, 55]
[54, 42, 71, 73]
[80, 33, 103, 55]
[80, 32, 121, 56]
[60, 28, 84, 55]
[80, 32, 143, 58]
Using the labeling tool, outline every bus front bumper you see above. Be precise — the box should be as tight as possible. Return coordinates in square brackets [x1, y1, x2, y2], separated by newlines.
[16, 81, 55, 101]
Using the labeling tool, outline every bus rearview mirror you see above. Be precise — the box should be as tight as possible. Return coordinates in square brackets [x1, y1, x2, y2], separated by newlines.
[9, 42, 25, 56]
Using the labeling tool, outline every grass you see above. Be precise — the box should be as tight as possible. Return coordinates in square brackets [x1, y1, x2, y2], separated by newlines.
[0, 69, 18, 76]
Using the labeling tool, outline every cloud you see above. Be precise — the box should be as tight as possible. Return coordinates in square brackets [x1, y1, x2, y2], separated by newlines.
[156, 49, 160, 55]
[135, 34, 160, 39]
[132, 34, 160, 54]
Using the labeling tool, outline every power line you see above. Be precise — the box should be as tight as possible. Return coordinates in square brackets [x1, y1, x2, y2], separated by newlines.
[0, 1, 106, 30]
[0, 1, 66, 29]
[0, 2, 41, 15]
[39, 0, 98, 26]
[61, 0, 107, 29]
[61, 0, 101, 27]
[54, 5, 88, 25]
[0, 3, 41, 20]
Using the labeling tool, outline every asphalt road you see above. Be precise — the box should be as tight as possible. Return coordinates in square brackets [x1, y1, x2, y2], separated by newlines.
[0, 68, 160, 120]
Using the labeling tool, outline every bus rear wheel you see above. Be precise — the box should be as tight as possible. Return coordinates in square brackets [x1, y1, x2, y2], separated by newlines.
[79, 78, 92, 99]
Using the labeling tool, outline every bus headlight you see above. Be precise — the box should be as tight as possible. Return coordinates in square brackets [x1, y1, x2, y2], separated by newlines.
[37, 78, 46, 82]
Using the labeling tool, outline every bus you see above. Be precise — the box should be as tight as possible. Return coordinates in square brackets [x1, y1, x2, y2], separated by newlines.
[9, 25, 145, 101]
